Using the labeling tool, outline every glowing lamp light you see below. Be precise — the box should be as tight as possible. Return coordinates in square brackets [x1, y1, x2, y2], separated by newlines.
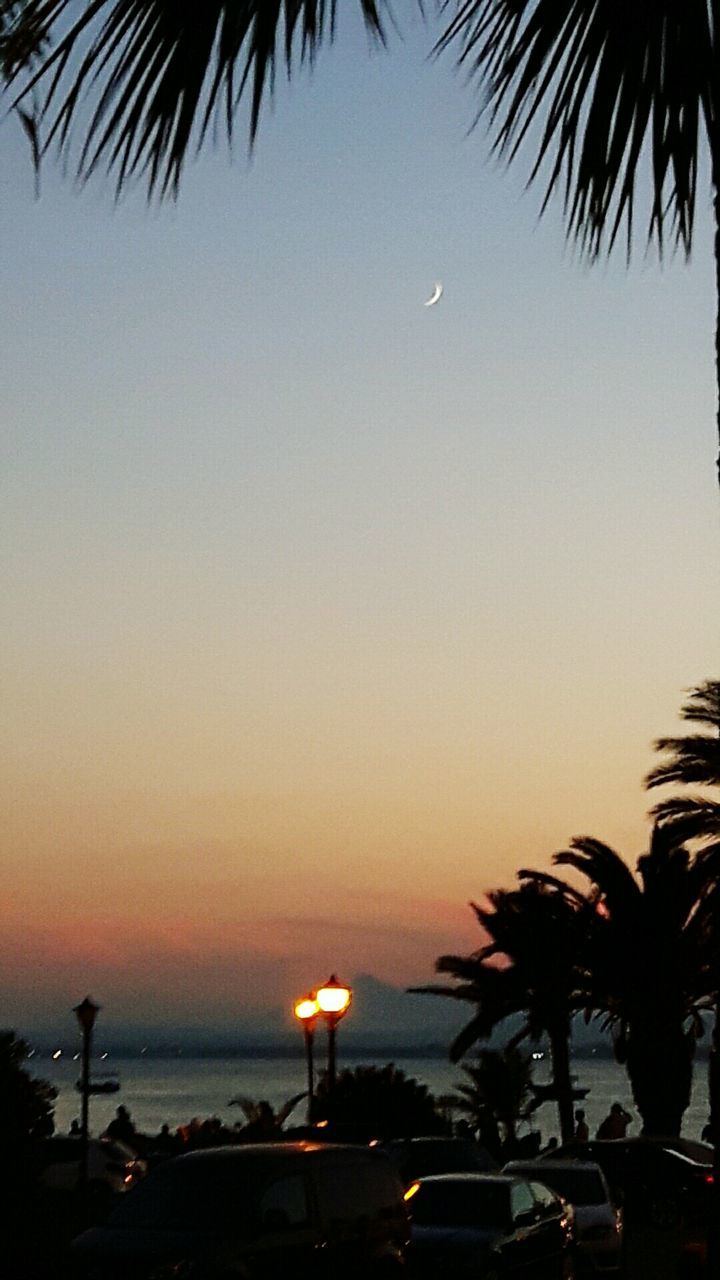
[404, 1182, 421, 1202]
[294, 997, 320, 1023]
[316, 975, 352, 1017]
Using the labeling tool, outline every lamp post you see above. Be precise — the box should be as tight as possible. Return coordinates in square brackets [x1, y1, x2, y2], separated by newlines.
[293, 995, 319, 1122]
[73, 996, 100, 1190]
[316, 975, 352, 1090]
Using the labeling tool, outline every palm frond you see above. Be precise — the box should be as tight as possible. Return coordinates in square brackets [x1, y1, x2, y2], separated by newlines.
[650, 796, 720, 843]
[0, 0, 49, 76]
[437, 0, 717, 258]
[675, 681, 720, 729]
[7, 0, 396, 195]
[517, 866, 588, 907]
[646, 735, 720, 790]
[554, 836, 641, 912]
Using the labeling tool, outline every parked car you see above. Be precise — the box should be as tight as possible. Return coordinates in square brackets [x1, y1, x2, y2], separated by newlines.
[504, 1160, 621, 1273]
[542, 1138, 713, 1266]
[407, 1172, 575, 1279]
[542, 1138, 712, 1223]
[37, 1136, 147, 1195]
[74, 1141, 409, 1279]
[383, 1136, 497, 1185]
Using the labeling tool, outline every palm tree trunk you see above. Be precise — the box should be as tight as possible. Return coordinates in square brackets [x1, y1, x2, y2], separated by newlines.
[712, 179, 717, 494]
[709, 154, 720, 1280]
[625, 1019, 693, 1137]
[709, 950, 720, 1279]
[548, 1020, 574, 1144]
[715, 176, 720, 493]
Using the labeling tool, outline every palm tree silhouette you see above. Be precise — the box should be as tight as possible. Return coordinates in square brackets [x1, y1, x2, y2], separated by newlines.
[646, 680, 720, 840]
[553, 824, 720, 1136]
[436, 0, 720, 489]
[645, 680, 720, 1169]
[447, 1045, 534, 1154]
[6, 3, 720, 486]
[414, 878, 591, 1143]
[2, 1, 392, 196]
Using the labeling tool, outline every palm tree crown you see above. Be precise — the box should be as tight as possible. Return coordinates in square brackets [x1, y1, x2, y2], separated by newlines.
[414, 877, 591, 1143]
[3, 0, 392, 196]
[439, 0, 718, 258]
[646, 680, 720, 839]
[448, 1045, 534, 1151]
[553, 824, 720, 1134]
[7, 2, 720, 488]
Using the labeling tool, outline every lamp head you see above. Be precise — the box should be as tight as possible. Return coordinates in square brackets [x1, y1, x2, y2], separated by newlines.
[294, 996, 320, 1023]
[73, 996, 100, 1034]
[316, 975, 352, 1017]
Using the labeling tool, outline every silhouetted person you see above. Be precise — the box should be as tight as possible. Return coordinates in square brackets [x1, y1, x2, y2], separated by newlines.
[106, 1104, 136, 1145]
[69, 1118, 81, 1137]
[153, 1122, 177, 1153]
[198, 1116, 226, 1146]
[542, 1136, 559, 1155]
[597, 1102, 631, 1140]
[574, 1108, 589, 1141]
[516, 1131, 542, 1158]
[240, 1101, 278, 1141]
[477, 1105, 502, 1162]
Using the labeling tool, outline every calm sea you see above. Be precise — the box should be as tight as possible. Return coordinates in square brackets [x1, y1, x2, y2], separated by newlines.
[32, 1054, 711, 1145]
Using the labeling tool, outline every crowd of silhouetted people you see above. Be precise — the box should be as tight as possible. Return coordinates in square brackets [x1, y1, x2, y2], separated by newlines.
[73, 1095, 705, 1169]
[75, 1103, 283, 1161]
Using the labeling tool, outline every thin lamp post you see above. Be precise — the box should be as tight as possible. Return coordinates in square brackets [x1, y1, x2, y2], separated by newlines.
[293, 996, 319, 1123]
[316, 975, 352, 1091]
[73, 996, 100, 1191]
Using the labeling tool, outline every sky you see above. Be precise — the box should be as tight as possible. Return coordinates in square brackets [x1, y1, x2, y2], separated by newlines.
[2, 8, 719, 1039]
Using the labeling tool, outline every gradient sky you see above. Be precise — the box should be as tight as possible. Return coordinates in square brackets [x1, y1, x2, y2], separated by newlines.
[2, 9, 719, 1036]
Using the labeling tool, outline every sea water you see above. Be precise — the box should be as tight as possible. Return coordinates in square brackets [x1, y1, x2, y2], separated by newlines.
[32, 1054, 711, 1144]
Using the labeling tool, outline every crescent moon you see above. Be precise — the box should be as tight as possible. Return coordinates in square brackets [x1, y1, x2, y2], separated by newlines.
[424, 282, 443, 307]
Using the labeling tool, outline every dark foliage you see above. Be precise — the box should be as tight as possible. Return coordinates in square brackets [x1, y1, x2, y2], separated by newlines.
[4, 0, 395, 195]
[414, 878, 592, 1143]
[448, 1044, 533, 1148]
[438, 0, 718, 259]
[0, 1029, 56, 1163]
[554, 825, 720, 1135]
[314, 1063, 444, 1139]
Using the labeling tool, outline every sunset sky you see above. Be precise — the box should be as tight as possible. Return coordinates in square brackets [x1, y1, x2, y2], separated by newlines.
[2, 9, 719, 1038]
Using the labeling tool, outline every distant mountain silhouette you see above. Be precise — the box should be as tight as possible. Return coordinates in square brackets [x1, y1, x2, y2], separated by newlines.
[20, 972, 619, 1056]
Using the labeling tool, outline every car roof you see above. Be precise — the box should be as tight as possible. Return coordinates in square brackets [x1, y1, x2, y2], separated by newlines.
[169, 1142, 380, 1168]
[417, 1173, 519, 1186]
[506, 1160, 604, 1175]
[387, 1136, 474, 1145]
[559, 1138, 710, 1162]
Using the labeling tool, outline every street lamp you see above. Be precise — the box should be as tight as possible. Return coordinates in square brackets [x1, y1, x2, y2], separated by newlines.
[73, 996, 100, 1190]
[316, 975, 352, 1090]
[293, 995, 319, 1122]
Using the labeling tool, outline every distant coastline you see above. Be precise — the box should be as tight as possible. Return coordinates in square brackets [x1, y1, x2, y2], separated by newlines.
[24, 1039, 685, 1062]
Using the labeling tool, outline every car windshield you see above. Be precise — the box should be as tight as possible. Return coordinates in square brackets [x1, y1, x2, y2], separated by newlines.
[411, 1181, 510, 1229]
[109, 1161, 255, 1230]
[517, 1168, 606, 1206]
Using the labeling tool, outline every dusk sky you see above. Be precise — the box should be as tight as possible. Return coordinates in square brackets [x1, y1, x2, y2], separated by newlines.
[2, 9, 719, 1037]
